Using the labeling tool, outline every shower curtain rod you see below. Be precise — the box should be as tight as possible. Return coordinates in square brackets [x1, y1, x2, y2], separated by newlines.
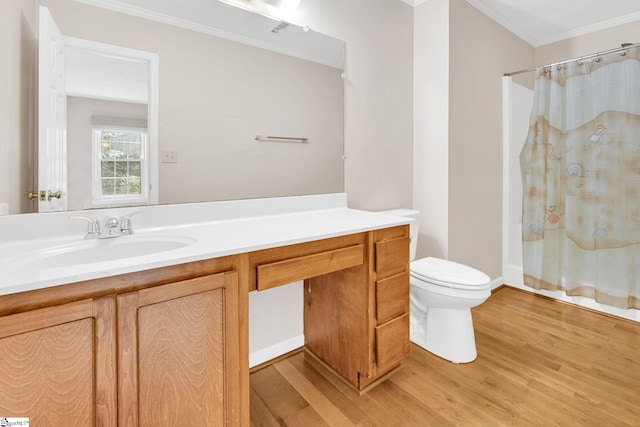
[504, 42, 640, 77]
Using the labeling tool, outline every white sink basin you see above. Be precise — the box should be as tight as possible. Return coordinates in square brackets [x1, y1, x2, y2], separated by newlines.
[14, 235, 197, 270]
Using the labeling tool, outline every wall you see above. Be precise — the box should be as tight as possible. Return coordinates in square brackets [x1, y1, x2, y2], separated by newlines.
[0, 0, 15, 213]
[448, 0, 533, 278]
[412, 0, 533, 278]
[0, 0, 36, 215]
[413, 0, 450, 259]
[248, 282, 304, 367]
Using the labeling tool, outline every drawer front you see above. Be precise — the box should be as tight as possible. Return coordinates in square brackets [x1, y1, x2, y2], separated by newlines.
[375, 236, 409, 278]
[376, 271, 409, 325]
[257, 244, 364, 291]
[375, 313, 410, 369]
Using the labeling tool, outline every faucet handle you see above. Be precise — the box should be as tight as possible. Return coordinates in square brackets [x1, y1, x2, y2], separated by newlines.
[69, 216, 100, 239]
[120, 216, 134, 235]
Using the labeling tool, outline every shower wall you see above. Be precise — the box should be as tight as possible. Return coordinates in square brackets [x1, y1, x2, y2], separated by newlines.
[502, 77, 531, 287]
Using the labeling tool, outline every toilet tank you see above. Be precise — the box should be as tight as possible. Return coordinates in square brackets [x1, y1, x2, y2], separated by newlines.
[376, 209, 420, 261]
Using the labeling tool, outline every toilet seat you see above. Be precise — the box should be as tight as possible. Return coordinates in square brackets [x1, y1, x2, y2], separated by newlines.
[410, 257, 490, 290]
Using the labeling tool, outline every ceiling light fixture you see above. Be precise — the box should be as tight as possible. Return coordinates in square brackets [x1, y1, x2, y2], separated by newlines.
[220, 0, 300, 12]
[217, 0, 300, 21]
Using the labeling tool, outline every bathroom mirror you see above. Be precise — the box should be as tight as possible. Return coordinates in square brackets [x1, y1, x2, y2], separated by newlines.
[3, 0, 344, 215]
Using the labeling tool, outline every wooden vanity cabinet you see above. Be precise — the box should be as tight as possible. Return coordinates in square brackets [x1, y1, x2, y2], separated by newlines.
[303, 225, 411, 392]
[0, 223, 408, 423]
[0, 255, 248, 427]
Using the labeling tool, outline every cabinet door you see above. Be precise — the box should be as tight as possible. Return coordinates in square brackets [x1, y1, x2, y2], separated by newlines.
[117, 270, 240, 427]
[375, 313, 410, 370]
[0, 297, 116, 426]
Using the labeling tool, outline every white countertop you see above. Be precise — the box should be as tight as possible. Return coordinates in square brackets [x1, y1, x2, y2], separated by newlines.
[0, 197, 409, 296]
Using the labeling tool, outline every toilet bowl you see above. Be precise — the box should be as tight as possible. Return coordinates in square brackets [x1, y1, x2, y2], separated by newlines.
[410, 257, 490, 363]
[378, 209, 491, 363]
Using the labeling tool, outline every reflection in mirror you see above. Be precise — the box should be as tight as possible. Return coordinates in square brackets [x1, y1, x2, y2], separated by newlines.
[63, 38, 159, 211]
[2, 0, 345, 215]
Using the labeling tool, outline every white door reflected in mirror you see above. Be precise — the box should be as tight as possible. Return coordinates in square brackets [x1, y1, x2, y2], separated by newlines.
[37, 6, 159, 212]
[38, 5, 67, 213]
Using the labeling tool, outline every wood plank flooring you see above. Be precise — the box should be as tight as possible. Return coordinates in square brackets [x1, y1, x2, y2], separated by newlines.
[250, 287, 640, 426]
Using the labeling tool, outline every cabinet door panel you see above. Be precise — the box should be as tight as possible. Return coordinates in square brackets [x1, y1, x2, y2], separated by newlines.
[375, 313, 410, 370]
[138, 288, 224, 425]
[376, 271, 409, 324]
[118, 271, 238, 427]
[0, 298, 116, 426]
[375, 236, 409, 278]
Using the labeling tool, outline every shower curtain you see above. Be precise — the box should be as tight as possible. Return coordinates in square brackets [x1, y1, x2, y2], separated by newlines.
[520, 47, 640, 310]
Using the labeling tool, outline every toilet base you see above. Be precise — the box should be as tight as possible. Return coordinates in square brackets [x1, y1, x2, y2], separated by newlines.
[410, 307, 477, 363]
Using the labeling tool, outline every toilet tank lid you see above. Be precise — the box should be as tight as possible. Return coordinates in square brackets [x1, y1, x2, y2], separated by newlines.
[410, 257, 490, 286]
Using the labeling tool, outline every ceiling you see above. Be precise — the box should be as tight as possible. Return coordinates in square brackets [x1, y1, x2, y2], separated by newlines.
[403, 0, 640, 47]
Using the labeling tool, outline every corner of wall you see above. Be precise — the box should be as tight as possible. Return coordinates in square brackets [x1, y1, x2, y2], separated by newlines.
[413, 0, 450, 259]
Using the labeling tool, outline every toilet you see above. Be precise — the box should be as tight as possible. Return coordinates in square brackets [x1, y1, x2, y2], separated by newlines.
[379, 209, 491, 363]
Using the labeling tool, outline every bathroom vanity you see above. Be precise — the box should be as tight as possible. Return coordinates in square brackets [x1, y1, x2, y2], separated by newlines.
[0, 194, 410, 426]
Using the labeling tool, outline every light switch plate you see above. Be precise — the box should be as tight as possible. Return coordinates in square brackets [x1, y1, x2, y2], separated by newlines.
[161, 149, 178, 163]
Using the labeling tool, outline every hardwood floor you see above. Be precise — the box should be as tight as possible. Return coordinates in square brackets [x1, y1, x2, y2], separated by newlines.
[250, 287, 640, 426]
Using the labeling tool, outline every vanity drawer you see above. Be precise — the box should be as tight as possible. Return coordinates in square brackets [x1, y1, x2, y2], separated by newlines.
[256, 244, 364, 291]
[376, 271, 409, 325]
[375, 312, 410, 369]
[375, 236, 409, 278]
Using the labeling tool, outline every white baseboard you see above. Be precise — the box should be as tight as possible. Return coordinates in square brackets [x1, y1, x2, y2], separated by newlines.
[249, 334, 304, 368]
[503, 282, 640, 323]
[490, 276, 504, 291]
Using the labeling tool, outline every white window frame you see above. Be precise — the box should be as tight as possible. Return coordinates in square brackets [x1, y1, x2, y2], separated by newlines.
[92, 126, 149, 206]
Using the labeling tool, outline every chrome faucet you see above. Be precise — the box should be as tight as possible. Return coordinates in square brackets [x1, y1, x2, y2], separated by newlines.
[100, 216, 122, 238]
[71, 215, 134, 239]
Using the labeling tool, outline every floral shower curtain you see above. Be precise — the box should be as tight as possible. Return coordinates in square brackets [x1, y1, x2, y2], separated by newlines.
[520, 47, 640, 310]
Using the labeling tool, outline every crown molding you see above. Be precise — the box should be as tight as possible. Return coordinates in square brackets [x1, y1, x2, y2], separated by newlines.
[465, 0, 640, 47]
[535, 10, 640, 47]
